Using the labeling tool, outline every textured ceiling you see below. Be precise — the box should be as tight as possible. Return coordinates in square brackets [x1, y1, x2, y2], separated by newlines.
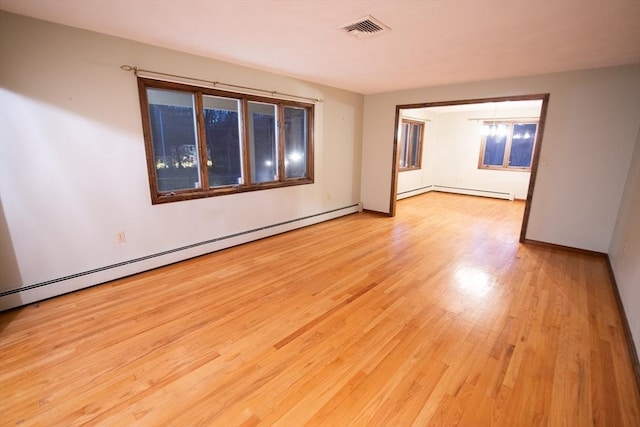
[1, 0, 639, 94]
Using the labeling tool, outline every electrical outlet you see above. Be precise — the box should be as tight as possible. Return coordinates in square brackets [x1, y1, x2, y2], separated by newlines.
[116, 231, 126, 243]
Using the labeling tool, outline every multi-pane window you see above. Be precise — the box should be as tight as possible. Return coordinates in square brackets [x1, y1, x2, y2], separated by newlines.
[398, 119, 424, 171]
[248, 101, 278, 184]
[479, 121, 537, 171]
[138, 78, 314, 204]
[284, 106, 308, 179]
[203, 95, 243, 187]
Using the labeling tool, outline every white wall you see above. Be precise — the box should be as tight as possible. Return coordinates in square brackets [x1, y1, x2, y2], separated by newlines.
[436, 111, 523, 199]
[609, 125, 640, 359]
[362, 64, 640, 252]
[0, 12, 363, 310]
[398, 103, 541, 200]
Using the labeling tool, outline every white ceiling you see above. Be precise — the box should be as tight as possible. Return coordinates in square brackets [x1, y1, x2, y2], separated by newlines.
[1, 0, 639, 94]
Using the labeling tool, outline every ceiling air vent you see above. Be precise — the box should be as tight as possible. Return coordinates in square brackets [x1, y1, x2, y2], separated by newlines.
[340, 15, 390, 38]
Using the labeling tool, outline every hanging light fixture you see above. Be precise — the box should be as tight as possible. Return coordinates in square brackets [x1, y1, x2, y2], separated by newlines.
[481, 103, 499, 138]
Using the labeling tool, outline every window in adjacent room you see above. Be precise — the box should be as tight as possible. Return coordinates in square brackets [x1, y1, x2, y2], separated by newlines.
[398, 119, 424, 171]
[478, 121, 537, 171]
[138, 78, 314, 204]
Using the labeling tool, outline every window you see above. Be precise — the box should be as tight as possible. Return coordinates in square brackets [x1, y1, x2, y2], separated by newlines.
[138, 78, 314, 204]
[398, 119, 424, 171]
[478, 121, 537, 171]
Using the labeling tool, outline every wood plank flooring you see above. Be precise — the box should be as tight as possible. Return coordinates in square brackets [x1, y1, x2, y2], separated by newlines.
[1, 192, 639, 426]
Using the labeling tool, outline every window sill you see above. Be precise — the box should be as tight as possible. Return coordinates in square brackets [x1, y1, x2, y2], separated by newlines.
[478, 166, 531, 172]
[151, 178, 314, 204]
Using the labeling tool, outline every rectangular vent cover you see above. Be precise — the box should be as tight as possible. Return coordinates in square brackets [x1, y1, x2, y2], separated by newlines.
[340, 15, 390, 38]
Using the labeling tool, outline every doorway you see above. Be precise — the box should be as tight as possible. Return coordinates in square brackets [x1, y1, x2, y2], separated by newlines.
[390, 94, 550, 242]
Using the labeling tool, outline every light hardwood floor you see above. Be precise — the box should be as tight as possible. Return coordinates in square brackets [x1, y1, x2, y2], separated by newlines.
[1, 192, 639, 426]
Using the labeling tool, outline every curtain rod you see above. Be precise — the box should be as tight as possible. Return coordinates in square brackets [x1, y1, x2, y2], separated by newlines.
[120, 65, 323, 103]
[401, 116, 432, 122]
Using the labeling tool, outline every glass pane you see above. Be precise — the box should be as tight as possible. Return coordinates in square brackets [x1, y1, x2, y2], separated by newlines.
[483, 133, 507, 166]
[203, 96, 242, 187]
[248, 102, 277, 183]
[284, 106, 307, 179]
[409, 123, 421, 167]
[509, 123, 537, 168]
[147, 88, 200, 192]
[399, 123, 409, 168]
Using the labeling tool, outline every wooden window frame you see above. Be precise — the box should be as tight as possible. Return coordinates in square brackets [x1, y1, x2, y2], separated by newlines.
[137, 78, 314, 204]
[478, 120, 538, 172]
[398, 119, 424, 172]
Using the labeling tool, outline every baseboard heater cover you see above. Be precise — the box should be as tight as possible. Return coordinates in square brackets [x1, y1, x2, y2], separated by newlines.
[433, 185, 514, 200]
[397, 185, 434, 198]
[0, 204, 359, 308]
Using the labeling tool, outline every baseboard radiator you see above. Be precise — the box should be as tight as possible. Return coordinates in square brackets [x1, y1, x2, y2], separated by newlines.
[0, 204, 359, 311]
[398, 185, 515, 201]
[397, 185, 433, 199]
[435, 185, 514, 200]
